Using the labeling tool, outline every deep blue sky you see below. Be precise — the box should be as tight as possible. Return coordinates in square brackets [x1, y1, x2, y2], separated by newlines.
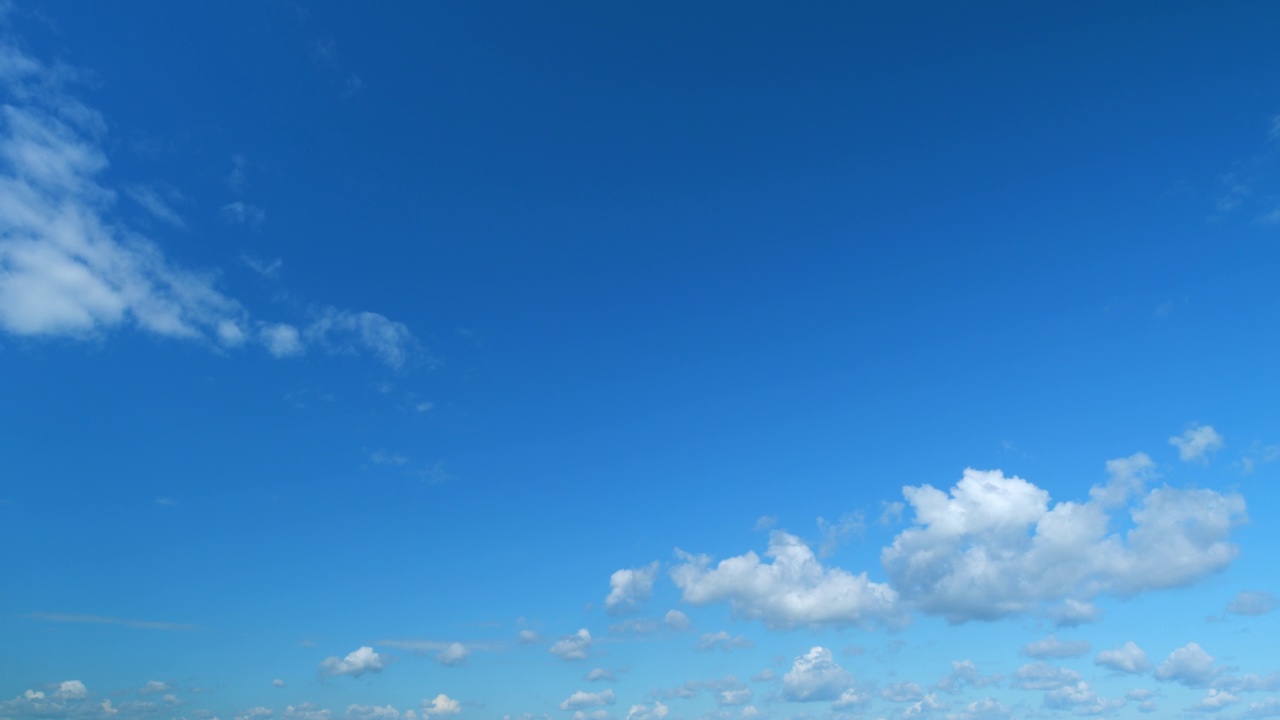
[2, 4, 1279, 720]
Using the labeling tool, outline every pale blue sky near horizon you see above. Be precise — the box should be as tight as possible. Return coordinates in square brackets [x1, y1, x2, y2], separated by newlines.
[1, 3, 1279, 720]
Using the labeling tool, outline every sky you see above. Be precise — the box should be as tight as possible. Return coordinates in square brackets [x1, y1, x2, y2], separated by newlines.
[1, 2, 1279, 720]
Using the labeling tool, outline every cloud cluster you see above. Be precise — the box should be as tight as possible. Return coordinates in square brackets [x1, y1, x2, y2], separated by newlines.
[671, 531, 899, 629]
[882, 457, 1246, 623]
[549, 629, 592, 661]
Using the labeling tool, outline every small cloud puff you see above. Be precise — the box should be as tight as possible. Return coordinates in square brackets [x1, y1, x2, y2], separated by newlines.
[320, 647, 386, 678]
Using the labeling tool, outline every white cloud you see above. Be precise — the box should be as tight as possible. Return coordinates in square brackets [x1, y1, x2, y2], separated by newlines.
[240, 255, 282, 279]
[1009, 663, 1082, 691]
[319, 647, 386, 678]
[346, 705, 404, 720]
[517, 629, 540, 644]
[605, 562, 659, 614]
[1244, 697, 1280, 718]
[272, 680, 285, 688]
[1228, 591, 1278, 616]
[671, 531, 899, 629]
[1043, 682, 1123, 715]
[549, 629, 592, 661]
[717, 687, 751, 707]
[1021, 635, 1091, 659]
[261, 323, 304, 357]
[137, 681, 167, 696]
[559, 690, 614, 711]
[305, 308, 416, 369]
[1095, 641, 1152, 674]
[782, 647, 853, 702]
[55, 682, 87, 700]
[1194, 689, 1238, 712]
[1214, 673, 1280, 693]
[946, 698, 1011, 720]
[435, 643, 468, 667]
[623, 702, 666, 720]
[695, 631, 754, 652]
[881, 460, 1246, 623]
[421, 696, 459, 718]
[832, 688, 870, 710]
[880, 682, 924, 703]
[1047, 598, 1102, 627]
[901, 694, 947, 717]
[1155, 643, 1220, 687]
[282, 704, 332, 720]
[663, 610, 690, 631]
[584, 668, 614, 683]
[0, 41, 416, 367]
[1170, 425, 1225, 462]
[125, 185, 184, 227]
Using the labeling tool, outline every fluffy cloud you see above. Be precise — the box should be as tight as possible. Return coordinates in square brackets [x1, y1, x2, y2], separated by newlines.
[663, 610, 690, 631]
[695, 631, 754, 652]
[604, 562, 659, 614]
[781, 647, 853, 702]
[1155, 643, 1220, 687]
[946, 698, 1012, 720]
[584, 668, 615, 683]
[549, 629, 592, 661]
[1095, 641, 1152, 674]
[881, 459, 1246, 623]
[558, 690, 614, 711]
[282, 704, 332, 720]
[1009, 663, 1082, 691]
[1194, 689, 1238, 712]
[1170, 425, 1225, 462]
[623, 702, 667, 720]
[671, 531, 898, 629]
[421, 696, 459, 718]
[346, 705, 406, 720]
[1021, 635, 1090, 659]
[880, 682, 924, 703]
[1228, 591, 1278, 616]
[319, 647, 386, 678]
[1043, 682, 1123, 715]
[435, 643, 468, 667]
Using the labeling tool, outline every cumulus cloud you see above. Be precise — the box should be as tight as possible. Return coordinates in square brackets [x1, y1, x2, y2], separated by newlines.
[1009, 663, 1082, 691]
[605, 562, 659, 614]
[421, 695, 459, 718]
[1021, 635, 1091, 659]
[881, 459, 1246, 623]
[1043, 682, 1123, 715]
[1194, 689, 1238, 712]
[435, 643, 468, 667]
[880, 681, 924, 703]
[663, 610, 690, 631]
[319, 647, 386, 678]
[1095, 641, 1152, 674]
[1170, 425, 1225, 462]
[346, 705, 405, 720]
[695, 631, 754, 652]
[671, 531, 899, 629]
[1228, 591, 1278, 616]
[782, 647, 853, 702]
[1156, 643, 1220, 687]
[946, 698, 1012, 720]
[584, 668, 615, 683]
[282, 704, 332, 720]
[623, 702, 667, 720]
[558, 690, 614, 711]
[549, 629, 592, 661]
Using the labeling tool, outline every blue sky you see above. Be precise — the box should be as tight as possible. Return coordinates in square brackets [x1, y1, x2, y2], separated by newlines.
[2, 2, 1279, 720]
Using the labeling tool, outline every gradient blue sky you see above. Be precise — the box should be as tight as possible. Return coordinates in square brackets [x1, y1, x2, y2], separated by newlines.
[2, 3, 1279, 720]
